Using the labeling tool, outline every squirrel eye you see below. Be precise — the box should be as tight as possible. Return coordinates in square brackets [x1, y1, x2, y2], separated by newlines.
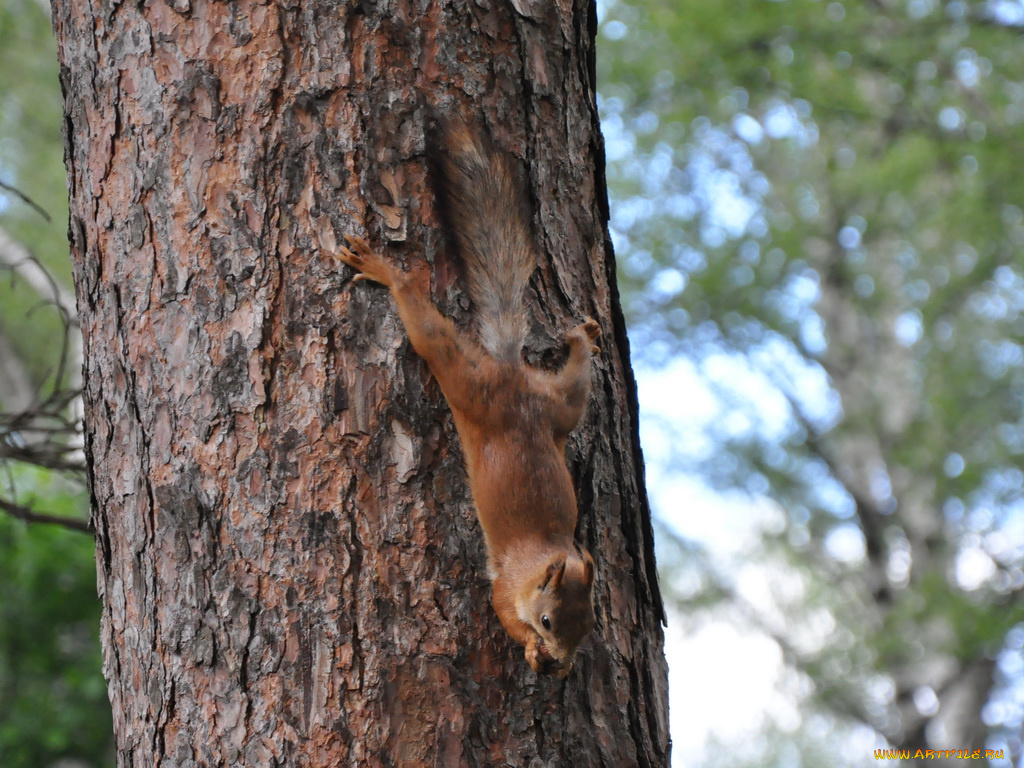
[541, 615, 551, 630]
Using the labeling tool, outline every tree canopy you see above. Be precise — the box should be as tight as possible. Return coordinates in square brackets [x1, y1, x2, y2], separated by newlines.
[599, 0, 1024, 763]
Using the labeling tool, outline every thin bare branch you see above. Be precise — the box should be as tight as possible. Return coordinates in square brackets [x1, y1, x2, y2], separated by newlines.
[0, 226, 85, 475]
[0, 442, 87, 474]
[0, 226, 77, 321]
[0, 180, 52, 223]
[0, 497, 92, 534]
[0, 328, 36, 412]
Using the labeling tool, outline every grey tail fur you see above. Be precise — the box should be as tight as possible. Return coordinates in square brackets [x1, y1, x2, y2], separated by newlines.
[429, 119, 536, 363]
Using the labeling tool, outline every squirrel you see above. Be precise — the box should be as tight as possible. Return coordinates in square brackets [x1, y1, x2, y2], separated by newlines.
[336, 120, 599, 678]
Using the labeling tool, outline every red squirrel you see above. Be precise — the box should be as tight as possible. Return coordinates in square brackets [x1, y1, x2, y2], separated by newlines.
[336, 121, 598, 677]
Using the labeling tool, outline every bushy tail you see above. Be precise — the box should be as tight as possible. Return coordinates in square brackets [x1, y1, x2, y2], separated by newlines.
[429, 119, 535, 362]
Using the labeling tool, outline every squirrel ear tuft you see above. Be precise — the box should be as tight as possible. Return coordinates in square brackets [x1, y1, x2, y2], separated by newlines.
[574, 542, 595, 588]
[541, 557, 567, 591]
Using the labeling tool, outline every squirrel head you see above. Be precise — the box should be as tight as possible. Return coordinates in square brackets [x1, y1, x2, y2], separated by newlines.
[518, 545, 596, 676]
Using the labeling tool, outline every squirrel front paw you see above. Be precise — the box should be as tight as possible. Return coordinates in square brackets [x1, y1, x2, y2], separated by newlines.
[525, 635, 572, 678]
[525, 635, 547, 674]
[336, 235, 398, 288]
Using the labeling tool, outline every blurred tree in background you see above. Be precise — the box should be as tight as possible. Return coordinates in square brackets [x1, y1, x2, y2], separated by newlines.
[0, 0, 110, 766]
[599, 0, 1024, 765]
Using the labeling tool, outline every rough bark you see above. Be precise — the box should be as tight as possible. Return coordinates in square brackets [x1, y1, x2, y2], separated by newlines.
[53, 1, 668, 765]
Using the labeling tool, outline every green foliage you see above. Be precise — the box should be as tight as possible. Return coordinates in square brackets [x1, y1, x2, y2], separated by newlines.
[0, 1, 111, 764]
[0, 469, 110, 767]
[600, 0, 1024, 761]
[0, 0, 73, 387]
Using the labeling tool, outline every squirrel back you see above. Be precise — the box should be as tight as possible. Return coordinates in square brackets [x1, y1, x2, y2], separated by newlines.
[338, 120, 600, 676]
[429, 120, 536, 363]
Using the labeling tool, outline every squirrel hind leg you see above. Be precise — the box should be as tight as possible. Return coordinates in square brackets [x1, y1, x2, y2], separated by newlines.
[536, 318, 602, 439]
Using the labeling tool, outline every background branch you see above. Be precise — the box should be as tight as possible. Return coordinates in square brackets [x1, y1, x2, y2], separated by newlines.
[0, 497, 91, 534]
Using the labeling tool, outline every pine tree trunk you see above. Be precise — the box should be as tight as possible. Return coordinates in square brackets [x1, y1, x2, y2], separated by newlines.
[53, 1, 668, 765]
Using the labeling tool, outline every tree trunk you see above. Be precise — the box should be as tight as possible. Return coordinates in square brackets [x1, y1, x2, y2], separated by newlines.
[53, 1, 668, 765]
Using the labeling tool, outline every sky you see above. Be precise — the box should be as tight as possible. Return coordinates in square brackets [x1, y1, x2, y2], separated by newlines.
[636, 362, 792, 762]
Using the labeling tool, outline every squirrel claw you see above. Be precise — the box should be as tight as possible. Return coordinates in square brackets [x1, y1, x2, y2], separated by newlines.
[336, 235, 394, 288]
[580, 317, 601, 343]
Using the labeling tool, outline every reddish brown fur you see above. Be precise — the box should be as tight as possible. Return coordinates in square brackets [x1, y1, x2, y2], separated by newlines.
[336, 125, 599, 676]
[428, 119, 536, 363]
